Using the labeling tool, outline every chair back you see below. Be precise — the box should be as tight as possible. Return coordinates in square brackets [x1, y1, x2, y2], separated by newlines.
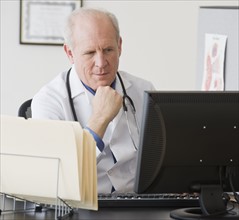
[18, 99, 32, 119]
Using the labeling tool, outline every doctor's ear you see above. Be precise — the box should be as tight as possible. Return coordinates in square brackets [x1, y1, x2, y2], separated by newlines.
[64, 44, 74, 64]
[118, 37, 122, 57]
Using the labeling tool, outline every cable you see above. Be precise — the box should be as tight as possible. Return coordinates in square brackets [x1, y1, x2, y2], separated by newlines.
[227, 166, 239, 204]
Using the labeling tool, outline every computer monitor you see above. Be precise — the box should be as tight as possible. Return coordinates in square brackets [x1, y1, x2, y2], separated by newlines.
[134, 91, 239, 220]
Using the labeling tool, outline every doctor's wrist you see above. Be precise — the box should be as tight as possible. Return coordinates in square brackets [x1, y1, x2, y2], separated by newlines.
[84, 127, 105, 152]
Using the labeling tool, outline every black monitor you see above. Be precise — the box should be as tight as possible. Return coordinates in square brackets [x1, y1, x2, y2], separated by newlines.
[135, 91, 239, 220]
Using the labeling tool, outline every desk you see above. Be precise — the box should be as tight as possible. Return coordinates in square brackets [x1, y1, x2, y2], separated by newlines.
[0, 207, 174, 220]
[1, 204, 239, 220]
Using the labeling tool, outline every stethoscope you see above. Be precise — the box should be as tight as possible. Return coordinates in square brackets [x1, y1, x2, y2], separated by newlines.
[66, 68, 139, 150]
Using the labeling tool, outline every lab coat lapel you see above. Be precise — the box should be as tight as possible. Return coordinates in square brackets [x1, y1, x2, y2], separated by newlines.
[111, 74, 132, 134]
[69, 66, 86, 99]
[69, 66, 93, 126]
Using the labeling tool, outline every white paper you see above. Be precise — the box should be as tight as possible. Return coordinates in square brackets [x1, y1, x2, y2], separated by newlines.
[201, 34, 227, 91]
[29, 3, 72, 39]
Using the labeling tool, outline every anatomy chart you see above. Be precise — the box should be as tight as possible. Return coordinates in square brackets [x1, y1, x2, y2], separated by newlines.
[201, 34, 227, 91]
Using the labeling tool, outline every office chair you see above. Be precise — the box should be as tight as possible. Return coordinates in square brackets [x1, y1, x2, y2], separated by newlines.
[18, 99, 32, 119]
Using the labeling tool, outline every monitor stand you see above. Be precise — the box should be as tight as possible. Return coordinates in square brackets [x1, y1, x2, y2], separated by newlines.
[170, 207, 239, 220]
[170, 185, 239, 220]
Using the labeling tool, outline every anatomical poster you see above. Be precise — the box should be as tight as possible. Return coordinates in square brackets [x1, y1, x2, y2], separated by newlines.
[201, 34, 227, 91]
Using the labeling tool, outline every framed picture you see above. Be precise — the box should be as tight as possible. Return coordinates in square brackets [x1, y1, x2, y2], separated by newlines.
[20, 0, 82, 46]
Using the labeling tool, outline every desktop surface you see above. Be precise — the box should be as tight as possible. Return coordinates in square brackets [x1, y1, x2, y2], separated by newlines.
[0, 207, 174, 220]
[1, 204, 239, 220]
[0, 192, 199, 220]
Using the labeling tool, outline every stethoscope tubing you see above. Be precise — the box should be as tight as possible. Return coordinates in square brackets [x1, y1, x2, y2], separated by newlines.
[66, 68, 139, 149]
[66, 68, 78, 121]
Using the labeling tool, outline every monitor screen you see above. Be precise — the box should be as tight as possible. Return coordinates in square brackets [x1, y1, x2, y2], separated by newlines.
[134, 91, 239, 219]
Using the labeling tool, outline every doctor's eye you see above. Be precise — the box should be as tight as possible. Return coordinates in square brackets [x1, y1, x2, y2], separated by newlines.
[83, 50, 95, 56]
[103, 48, 114, 54]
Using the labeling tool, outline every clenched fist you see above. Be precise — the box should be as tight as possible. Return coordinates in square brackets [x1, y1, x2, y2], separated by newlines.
[87, 86, 123, 138]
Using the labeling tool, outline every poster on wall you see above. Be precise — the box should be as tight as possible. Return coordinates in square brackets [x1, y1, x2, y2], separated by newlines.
[20, 0, 82, 45]
[201, 33, 227, 91]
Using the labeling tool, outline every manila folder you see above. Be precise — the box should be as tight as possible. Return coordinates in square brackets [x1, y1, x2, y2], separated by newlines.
[0, 115, 98, 210]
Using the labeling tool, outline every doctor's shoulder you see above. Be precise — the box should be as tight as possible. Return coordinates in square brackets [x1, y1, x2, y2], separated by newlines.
[34, 71, 69, 100]
[118, 70, 155, 91]
[31, 71, 70, 119]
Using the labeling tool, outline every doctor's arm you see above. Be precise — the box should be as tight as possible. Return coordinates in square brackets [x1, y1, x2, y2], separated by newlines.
[86, 86, 123, 150]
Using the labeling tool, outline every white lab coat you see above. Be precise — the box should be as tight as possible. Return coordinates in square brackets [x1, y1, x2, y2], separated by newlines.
[32, 66, 155, 193]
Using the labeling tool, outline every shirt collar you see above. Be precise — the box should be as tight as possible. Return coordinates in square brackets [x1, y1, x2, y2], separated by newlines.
[81, 79, 116, 96]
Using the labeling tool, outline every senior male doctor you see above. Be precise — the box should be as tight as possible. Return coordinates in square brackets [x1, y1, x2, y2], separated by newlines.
[31, 8, 154, 193]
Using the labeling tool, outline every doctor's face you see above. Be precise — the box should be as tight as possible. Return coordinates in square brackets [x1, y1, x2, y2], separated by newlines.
[64, 13, 122, 91]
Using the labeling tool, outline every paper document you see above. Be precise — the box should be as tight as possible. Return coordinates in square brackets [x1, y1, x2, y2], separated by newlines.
[0, 115, 98, 210]
[201, 33, 227, 91]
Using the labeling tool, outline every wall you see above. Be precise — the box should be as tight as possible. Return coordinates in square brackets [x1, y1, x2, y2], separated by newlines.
[1, 0, 238, 116]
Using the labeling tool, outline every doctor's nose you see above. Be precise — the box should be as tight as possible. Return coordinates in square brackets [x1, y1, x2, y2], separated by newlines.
[94, 52, 107, 68]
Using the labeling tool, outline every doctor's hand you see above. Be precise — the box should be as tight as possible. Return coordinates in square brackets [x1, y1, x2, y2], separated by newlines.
[87, 86, 123, 138]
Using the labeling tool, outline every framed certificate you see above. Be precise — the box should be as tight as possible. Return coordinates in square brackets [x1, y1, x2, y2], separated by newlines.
[20, 0, 82, 45]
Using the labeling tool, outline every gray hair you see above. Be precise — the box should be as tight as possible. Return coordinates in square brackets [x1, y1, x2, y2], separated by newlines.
[64, 8, 120, 49]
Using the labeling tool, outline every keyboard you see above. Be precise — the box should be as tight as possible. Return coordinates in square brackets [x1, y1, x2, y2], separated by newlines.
[98, 193, 199, 208]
